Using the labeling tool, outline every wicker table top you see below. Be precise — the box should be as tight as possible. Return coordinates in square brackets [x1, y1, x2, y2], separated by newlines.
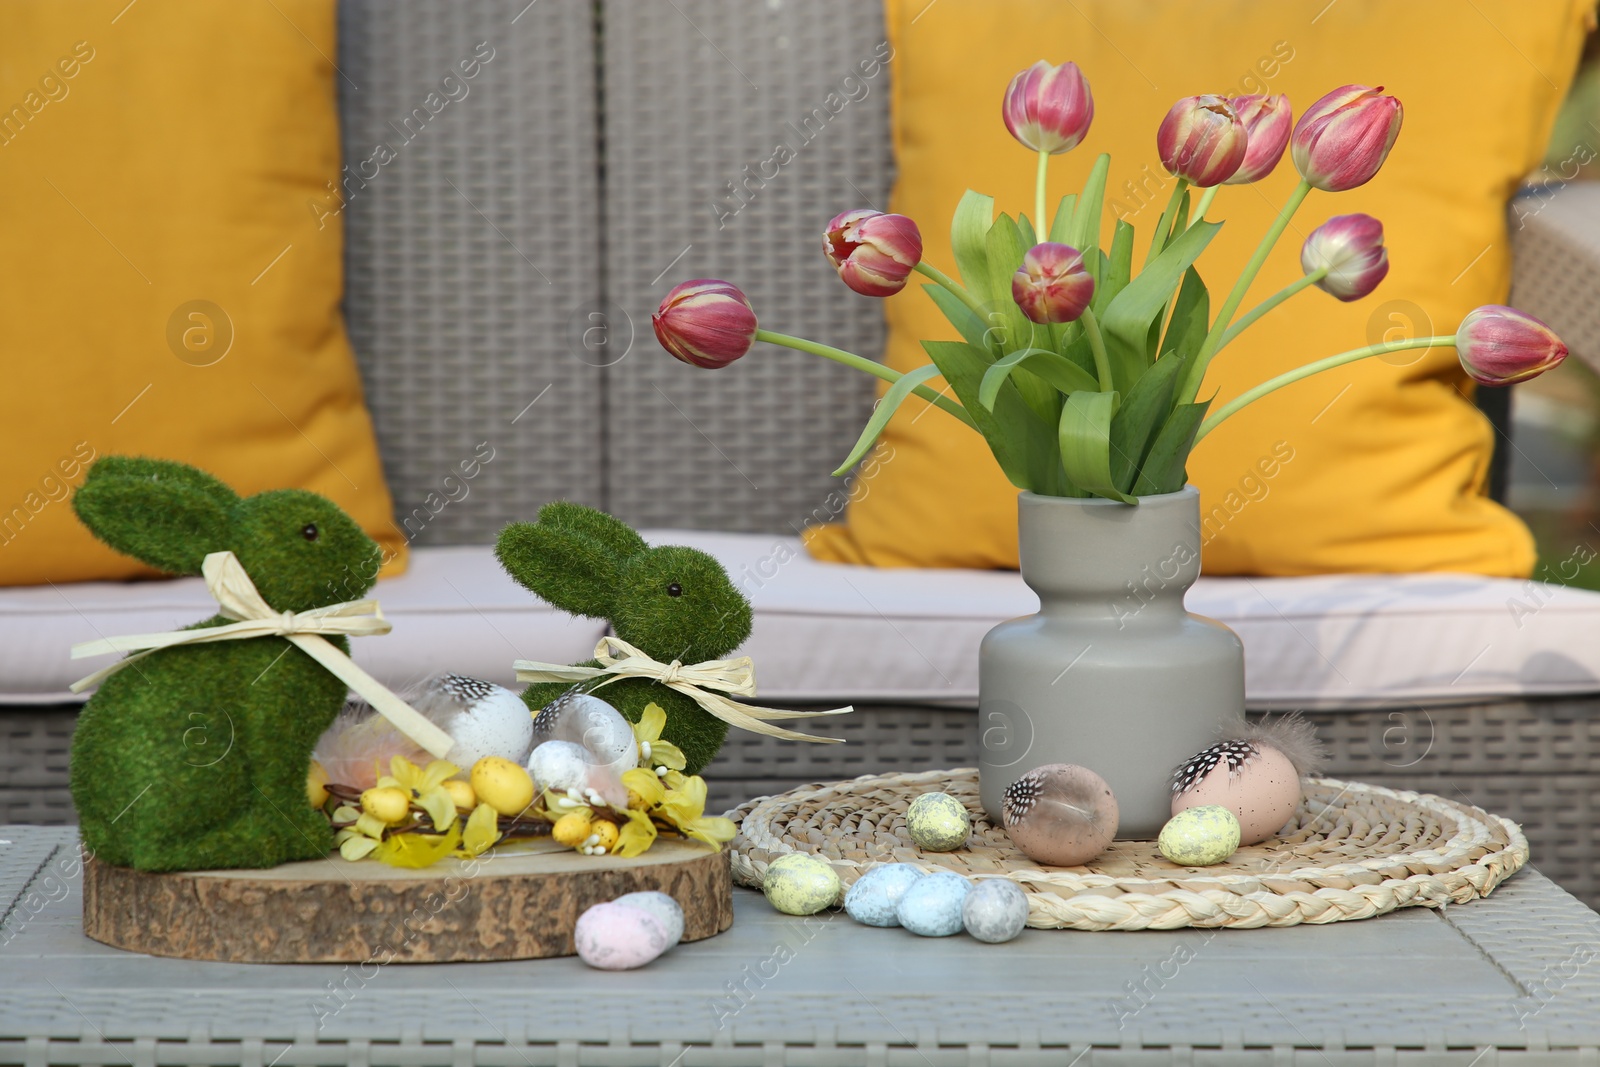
[3, 824, 1600, 1064]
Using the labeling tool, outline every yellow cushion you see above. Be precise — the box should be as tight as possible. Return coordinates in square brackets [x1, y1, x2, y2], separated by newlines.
[807, 0, 1591, 575]
[0, 0, 405, 585]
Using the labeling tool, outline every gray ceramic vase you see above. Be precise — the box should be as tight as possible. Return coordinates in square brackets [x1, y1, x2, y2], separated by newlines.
[978, 487, 1246, 839]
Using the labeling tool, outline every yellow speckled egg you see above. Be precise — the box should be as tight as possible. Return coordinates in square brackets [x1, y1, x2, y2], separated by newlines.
[470, 756, 535, 816]
[442, 779, 477, 810]
[360, 786, 412, 825]
[306, 760, 329, 809]
[905, 791, 972, 852]
[1158, 805, 1241, 867]
[762, 853, 841, 915]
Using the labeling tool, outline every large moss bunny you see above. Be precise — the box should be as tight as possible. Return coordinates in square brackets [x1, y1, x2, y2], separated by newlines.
[495, 502, 753, 774]
[69, 457, 383, 872]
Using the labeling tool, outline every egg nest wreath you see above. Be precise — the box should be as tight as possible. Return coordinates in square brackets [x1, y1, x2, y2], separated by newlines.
[727, 768, 1527, 931]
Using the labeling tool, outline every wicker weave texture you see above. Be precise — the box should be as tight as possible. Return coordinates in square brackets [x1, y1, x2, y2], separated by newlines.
[598, 0, 888, 534]
[338, 0, 605, 545]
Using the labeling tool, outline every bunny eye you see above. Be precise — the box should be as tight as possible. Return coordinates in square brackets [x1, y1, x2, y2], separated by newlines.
[301, 523, 320, 542]
[666, 582, 683, 598]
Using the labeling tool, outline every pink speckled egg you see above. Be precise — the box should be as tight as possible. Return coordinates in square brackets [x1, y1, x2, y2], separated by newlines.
[574, 902, 671, 970]
[1002, 763, 1118, 866]
[1170, 740, 1302, 845]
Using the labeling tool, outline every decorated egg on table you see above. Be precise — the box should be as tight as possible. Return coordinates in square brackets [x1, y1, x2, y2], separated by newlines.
[962, 878, 1029, 943]
[895, 870, 972, 937]
[905, 791, 972, 851]
[612, 891, 685, 948]
[762, 853, 841, 915]
[1158, 805, 1241, 866]
[1170, 715, 1325, 845]
[574, 901, 672, 970]
[1001, 763, 1118, 866]
[844, 863, 926, 927]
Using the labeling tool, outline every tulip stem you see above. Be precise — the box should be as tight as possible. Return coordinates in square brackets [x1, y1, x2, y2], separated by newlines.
[1080, 308, 1114, 393]
[1035, 149, 1051, 244]
[913, 261, 992, 325]
[753, 328, 978, 430]
[1193, 334, 1454, 444]
[1151, 178, 1190, 256]
[1190, 185, 1219, 227]
[1215, 268, 1326, 351]
[1178, 177, 1313, 406]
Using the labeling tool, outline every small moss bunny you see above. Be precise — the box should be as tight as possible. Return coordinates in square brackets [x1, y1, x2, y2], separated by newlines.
[69, 457, 383, 872]
[495, 502, 753, 774]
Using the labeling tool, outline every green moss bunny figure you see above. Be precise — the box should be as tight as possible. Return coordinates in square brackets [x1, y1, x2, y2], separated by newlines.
[495, 502, 754, 774]
[69, 457, 384, 872]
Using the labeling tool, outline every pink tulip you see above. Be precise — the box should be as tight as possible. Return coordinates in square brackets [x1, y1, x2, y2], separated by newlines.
[1456, 306, 1568, 386]
[652, 279, 758, 369]
[1157, 95, 1248, 187]
[1300, 214, 1389, 301]
[823, 210, 923, 297]
[1012, 243, 1095, 324]
[1291, 85, 1403, 192]
[1002, 60, 1095, 155]
[1223, 94, 1293, 185]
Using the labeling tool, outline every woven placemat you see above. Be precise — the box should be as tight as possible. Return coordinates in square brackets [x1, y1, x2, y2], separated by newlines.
[727, 768, 1528, 930]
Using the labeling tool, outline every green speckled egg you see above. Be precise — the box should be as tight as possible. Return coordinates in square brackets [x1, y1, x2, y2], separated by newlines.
[1158, 805, 1241, 867]
[762, 853, 841, 915]
[905, 792, 972, 852]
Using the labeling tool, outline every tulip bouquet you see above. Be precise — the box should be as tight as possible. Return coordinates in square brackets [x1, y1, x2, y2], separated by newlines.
[654, 64, 1568, 503]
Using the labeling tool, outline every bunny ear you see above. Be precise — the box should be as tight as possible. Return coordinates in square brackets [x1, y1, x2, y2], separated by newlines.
[71, 457, 238, 575]
[536, 502, 647, 560]
[496, 520, 619, 619]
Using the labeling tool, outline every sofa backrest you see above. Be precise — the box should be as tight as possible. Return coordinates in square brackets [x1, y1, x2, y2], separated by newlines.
[338, 0, 889, 545]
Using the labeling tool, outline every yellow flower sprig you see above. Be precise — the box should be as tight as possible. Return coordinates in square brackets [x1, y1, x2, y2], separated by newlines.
[332, 756, 503, 867]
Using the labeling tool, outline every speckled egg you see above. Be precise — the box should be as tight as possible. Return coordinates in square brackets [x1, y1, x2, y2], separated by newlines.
[1158, 805, 1241, 867]
[762, 853, 841, 915]
[961, 878, 1029, 944]
[574, 902, 671, 970]
[1001, 763, 1118, 867]
[612, 891, 685, 947]
[895, 871, 972, 937]
[1171, 740, 1302, 845]
[905, 792, 972, 852]
[843, 863, 926, 927]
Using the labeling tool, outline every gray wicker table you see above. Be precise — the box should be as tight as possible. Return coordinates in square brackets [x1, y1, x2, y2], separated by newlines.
[3, 826, 1599, 1065]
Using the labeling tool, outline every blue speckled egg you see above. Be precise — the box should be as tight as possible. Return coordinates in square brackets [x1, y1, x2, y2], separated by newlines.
[961, 878, 1029, 943]
[844, 863, 926, 927]
[895, 871, 972, 937]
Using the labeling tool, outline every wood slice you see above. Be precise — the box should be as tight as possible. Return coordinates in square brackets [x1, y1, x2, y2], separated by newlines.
[82, 838, 733, 963]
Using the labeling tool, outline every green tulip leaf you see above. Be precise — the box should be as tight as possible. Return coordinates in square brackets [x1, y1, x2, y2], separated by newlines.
[922, 284, 994, 355]
[1161, 266, 1210, 362]
[1016, 213, 1038, 247]
[1047, 194, 1077, 245]
[924, 339, 1064, 494]
[1092, 219, 1135, 318]
[1101, 220, 1220, 391]
[979, 347, 1100, 411]
[1058, 390, 1136, 504]
[1066, 153, 1111, 256]
[952, 190, 996, 305]
[1148, 186, 1192, 260]
[832, 364, 946, 476]
[1130, 398, 1212, 496]
[1108, 350, 1188, 491]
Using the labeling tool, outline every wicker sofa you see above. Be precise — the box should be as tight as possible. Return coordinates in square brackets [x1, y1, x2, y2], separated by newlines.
[7, 0, 1600, 906]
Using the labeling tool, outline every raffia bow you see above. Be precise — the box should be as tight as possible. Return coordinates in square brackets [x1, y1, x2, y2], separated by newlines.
[514, 636, 851, 743]
[69, 550, 454, 758]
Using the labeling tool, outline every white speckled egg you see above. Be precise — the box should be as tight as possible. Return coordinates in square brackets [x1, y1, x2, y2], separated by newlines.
[762, 853, 841, 915]
[612, 891, 685, 947]
[1158, 805, 1241, 866]
[905, 792, 972, 851]
[1171, 740, 1301, 845]
[961, 878, 1029, 943]
[413, 674, 535, 770]
[843, 863, 925, 927]
[527, 740, 593, 796]
[574, 902, 670, 970]
[895, 871, 972, 937]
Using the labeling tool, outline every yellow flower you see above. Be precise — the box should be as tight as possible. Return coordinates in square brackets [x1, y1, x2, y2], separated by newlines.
[659, 774, 737, 848]
[615, 806, 658, 858]
[377, 756, 461, 834]
[456, 802, 502, 858]
[632, 704, 687, 772]
[377, 825, 461, 868]
[622, 767, 665, 809]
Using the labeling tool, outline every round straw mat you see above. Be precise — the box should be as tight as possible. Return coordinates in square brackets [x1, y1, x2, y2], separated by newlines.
[728, 768, 1527, 930]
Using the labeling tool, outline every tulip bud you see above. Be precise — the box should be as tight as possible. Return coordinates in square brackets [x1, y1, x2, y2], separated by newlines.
[652, 279, 758, 369]
[1291, 84, 1403, 192]
[1223, 93, 1292, 185]
[1157, 95, 1248, 187]
[1002, 60, 1095, 155]
[1456, 306, 1568, 386]
[1012, 243, 1095, 324]
[1300, 214, 1389, 302]
[823, 209, 922, 297]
